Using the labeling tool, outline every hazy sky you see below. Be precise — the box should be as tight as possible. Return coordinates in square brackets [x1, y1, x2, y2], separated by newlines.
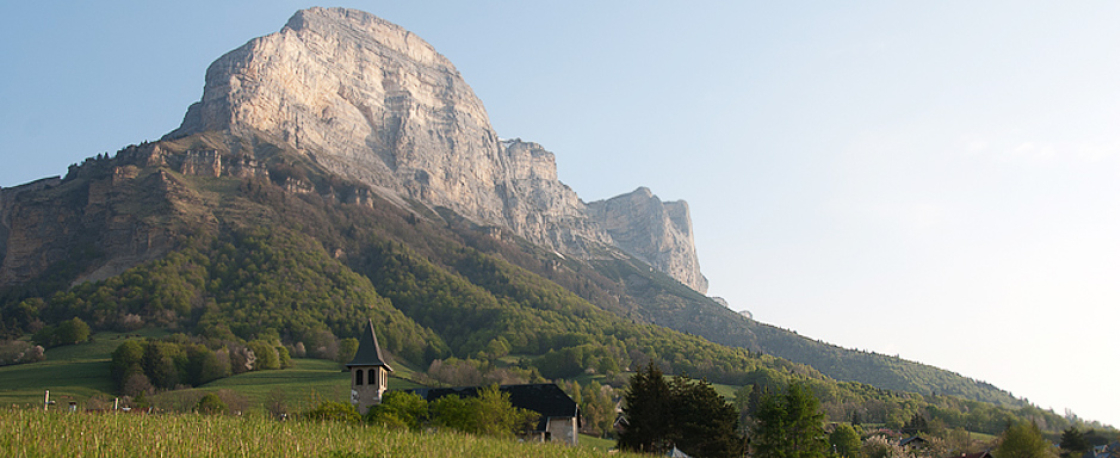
[3, 1, 1118, 427]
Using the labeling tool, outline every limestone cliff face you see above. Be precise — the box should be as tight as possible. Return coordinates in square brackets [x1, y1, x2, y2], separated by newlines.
[587, 188, 708, 294]
[162, 7, 705, 291]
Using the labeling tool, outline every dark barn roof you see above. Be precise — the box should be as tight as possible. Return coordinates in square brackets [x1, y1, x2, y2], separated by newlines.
[347, 319, 393, 371]
[405, 383, 581, 431]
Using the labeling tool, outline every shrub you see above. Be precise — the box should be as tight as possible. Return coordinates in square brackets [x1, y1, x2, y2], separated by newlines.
[0, 340, 45, 366]
[366, 391, 428, 430]
[196, 393, 229, 415]
[429, 385, 539, 438]
[55, 317, 90, 345]
[302, 401, 361, 423]
[337, 338, 358, 364]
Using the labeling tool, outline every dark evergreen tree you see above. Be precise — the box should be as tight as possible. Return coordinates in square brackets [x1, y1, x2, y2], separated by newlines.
[901, 413, 929, 436]
[1059, 426, 1088, 458]
[620, 363, 745, 457]
[619, 362, 673, 454]
[670, 374, 747, 458]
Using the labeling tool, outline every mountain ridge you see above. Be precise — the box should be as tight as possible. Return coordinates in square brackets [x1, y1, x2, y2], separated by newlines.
[0, 7, 1031, 415]
[162, 6, 708, 294]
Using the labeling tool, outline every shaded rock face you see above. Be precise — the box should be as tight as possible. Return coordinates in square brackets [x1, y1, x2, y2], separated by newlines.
[0, 162, 203, 288]
[163, 7, 706, 291]
[588, 188, 708, 294]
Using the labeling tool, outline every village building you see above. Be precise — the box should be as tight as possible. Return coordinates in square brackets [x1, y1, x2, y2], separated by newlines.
[1083, 442, 1120, 458]
[347, 319, 393, 415]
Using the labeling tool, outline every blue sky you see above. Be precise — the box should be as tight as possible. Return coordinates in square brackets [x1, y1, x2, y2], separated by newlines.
[3, 1, 1119, 426]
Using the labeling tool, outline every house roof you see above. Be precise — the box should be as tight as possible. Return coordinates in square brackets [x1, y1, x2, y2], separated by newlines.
[404, 383, 581, 431]
[900, 436, 927, 447]
[346, 319, 393, 371]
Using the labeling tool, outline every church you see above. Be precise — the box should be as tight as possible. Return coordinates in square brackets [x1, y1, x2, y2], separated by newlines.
[347, 319, 582, 445]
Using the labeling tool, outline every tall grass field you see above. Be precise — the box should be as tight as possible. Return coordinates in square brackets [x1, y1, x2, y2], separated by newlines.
[1, 408, 638, 458]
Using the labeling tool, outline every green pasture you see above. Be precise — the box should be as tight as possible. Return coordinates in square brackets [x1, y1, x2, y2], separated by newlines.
[0, 332, 425, 413]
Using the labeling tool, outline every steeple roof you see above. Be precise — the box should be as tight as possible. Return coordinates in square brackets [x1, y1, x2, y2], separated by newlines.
[346, 319, 393, 371]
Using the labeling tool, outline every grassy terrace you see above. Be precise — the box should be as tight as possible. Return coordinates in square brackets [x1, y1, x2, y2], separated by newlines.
[0, 333, 426, 411]
[1, 408, 637, 458]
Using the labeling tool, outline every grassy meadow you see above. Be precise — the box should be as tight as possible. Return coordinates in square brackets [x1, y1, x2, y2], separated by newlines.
[0, 408, 637, 458]
[0, 332, 424, 413]
[0, 334, 628, 456]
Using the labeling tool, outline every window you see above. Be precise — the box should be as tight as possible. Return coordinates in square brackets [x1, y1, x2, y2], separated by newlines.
[355, 369, 364, 386]
[369, 368, 377, 387]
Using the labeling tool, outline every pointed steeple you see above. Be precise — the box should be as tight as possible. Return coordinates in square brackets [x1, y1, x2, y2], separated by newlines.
[347, 319, 393, 372]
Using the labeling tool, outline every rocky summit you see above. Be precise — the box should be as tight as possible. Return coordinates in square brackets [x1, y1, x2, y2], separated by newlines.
[162, 7, 708, 293]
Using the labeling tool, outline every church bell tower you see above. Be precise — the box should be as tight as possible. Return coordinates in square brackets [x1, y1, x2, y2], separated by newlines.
[348, 319, 394, 415]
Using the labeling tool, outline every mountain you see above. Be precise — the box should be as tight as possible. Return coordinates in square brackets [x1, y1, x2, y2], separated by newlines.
[162, 7, 706, 294]
[1, 7, 1023, 411]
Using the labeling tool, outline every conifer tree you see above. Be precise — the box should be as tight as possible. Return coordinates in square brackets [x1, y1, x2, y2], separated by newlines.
[620, 363, 745, 457]
[619, 362, 673, 453]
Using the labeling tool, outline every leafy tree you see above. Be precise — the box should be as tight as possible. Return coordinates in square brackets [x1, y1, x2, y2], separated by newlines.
[366, 391, 428, 430]
[430, 395, 472, 432]
[31, 326, 56, 348]
[830, 424, 862, 458]
[468, 384, 539, 438]
[110, 340, 145, 391]
[276, 345, 293, 369]
[998, 422, 1055, 458]
[337, 337, 359, 365]
[302, 401, 361, 423]
[753, 382, 828, 458]
[54, 317, 90, 345]
[121, 373, 154, 397]
[576, 380, 616, 437]
[247, 340, 279, 370]
[264, 388, 289, 420]
[185, 345, 230, 385]
[142, 341, 184, 390]
[196, 393, 229, 415]
[901, 413, 929, 436]
[429, 385, 539, 438]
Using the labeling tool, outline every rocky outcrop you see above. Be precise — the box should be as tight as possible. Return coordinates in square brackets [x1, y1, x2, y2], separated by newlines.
[0, 164, 192, 287]
[587, 188, 708, 294]
[161, 7, 706, 291]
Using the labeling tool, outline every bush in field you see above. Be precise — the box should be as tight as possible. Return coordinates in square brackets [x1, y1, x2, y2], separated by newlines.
[366, 391, 428, 430]
[430, 385, 539, 439]
[303, 401, 361, 424]
[247, 340, 279, 370]
[0, 340, 45, 366]
[110, 337, 291, 394]
[55, 317, 91, 345]
[31, 317, 90, 348]
[196, 393, 229, 415]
